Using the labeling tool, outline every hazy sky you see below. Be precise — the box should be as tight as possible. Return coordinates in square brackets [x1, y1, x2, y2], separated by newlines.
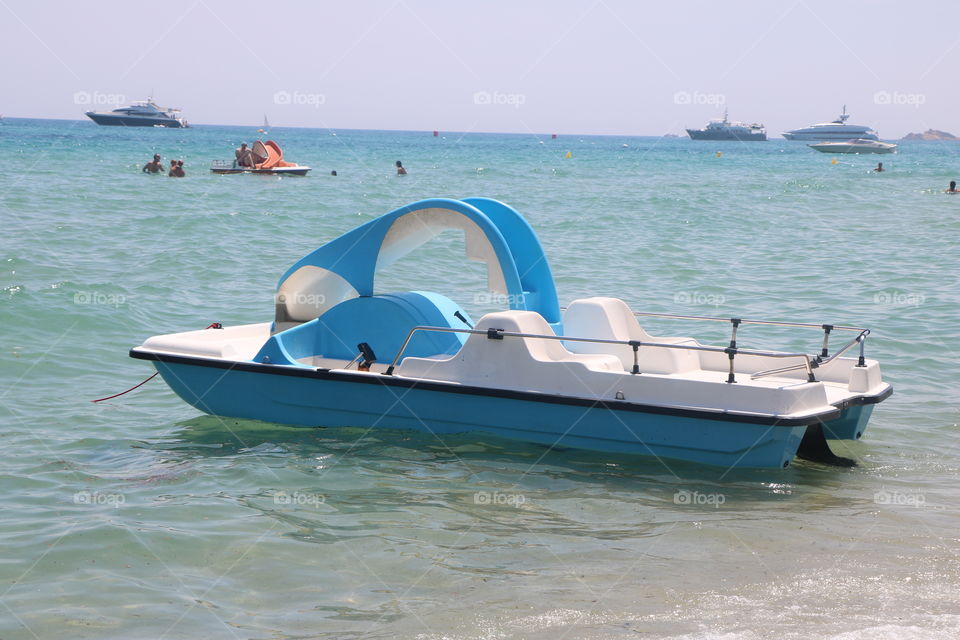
[2, 1, 956, 137]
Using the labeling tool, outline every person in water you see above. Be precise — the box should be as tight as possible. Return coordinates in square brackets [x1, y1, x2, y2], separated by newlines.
[235, 143, 254, 168]
[168, 160, 185, 178]
[395, 160, 407, 175]
[331, 170, 337, 176]
[874, 162, 884, 172]
[142, 154, 164, 173]
[947, 180, 958, 193]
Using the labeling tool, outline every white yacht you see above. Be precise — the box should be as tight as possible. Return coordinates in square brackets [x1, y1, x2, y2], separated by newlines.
[85, 97, 188, 128]
[782, 106, 877, 141]
[808, 139, 896, 154]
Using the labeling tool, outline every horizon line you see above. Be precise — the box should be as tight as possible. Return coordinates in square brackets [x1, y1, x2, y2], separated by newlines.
[1, 116, 949, 141]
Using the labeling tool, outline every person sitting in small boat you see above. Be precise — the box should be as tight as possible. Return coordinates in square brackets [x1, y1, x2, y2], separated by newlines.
[874, 162, 884, 172]
[168, 160, 185, 178]
[235, 143, 254, 168]
[396, 160, 407, 176]
[947, 180, 958, 193]
[142, 154, 164, 173]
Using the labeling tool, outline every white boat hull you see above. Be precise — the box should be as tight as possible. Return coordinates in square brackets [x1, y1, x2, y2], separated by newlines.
[808, 141, 896, 154]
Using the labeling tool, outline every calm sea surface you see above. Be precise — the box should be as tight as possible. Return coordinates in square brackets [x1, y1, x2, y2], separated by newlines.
[1, 118, 958, 639]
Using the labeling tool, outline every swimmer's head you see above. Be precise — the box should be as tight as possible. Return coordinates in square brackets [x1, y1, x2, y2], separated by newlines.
[395, 160, 403, 168]
[153, 154, 161, 160]
[951, 181, 957, 190]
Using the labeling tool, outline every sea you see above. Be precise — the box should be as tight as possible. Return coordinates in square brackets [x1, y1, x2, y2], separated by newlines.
[1, 117, 958, 639]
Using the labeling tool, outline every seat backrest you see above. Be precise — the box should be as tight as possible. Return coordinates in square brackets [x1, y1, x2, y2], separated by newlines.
[564, 297, 654, 342]
[562, 297, 699, 374]
[474, 310, 569, 361]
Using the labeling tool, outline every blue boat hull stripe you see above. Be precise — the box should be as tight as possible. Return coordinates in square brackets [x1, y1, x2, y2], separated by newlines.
[126, 349, 882, 427]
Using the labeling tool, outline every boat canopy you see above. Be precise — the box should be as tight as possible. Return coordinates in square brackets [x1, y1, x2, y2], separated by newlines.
[251, 140, 298, 169]
[273, 198, 561, 333]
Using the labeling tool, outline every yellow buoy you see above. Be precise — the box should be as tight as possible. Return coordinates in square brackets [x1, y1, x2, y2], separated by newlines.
[715, 151, 722, 158]
[831, 158, 838, 165]
[565, 151, 572, 159]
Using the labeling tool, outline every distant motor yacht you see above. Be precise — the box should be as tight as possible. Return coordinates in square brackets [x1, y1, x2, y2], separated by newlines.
[808, 139, 897, 154]
[782, 106, 876, 141]
[85, 97, 188, 128]
[686, 110, 766, 141]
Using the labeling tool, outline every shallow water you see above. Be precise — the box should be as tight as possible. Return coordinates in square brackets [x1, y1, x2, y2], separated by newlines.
[1, 118, 958, 639]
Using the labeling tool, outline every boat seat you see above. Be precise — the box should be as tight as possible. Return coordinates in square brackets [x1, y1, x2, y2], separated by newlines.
[396, 310, 623, 387]
[254, 292, 470, 367]
[562, 297, 700, 374]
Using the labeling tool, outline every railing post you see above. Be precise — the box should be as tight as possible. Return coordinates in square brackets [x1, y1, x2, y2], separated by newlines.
[857, 334, 866, 367]
[629, 340, 641, 374]
[725, 347, 737, 383]
[819, 324, 833, 361]
[729, 318, 741, 349]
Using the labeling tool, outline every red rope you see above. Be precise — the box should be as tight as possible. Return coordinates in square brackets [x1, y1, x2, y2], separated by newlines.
[92, 322, 220, 403]
[92, 372, 158, 403]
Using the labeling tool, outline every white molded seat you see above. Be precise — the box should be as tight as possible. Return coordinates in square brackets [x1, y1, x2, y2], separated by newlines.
[563, 297, 700, 374]
[395, 310, 623, 389]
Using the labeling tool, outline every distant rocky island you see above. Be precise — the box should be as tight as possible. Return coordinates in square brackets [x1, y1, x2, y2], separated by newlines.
[901, 129, 958, 141]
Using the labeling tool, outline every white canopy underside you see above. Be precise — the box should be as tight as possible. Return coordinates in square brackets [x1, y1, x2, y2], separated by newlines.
[277, 208, 509, 323]
[375, 208, 508, 294]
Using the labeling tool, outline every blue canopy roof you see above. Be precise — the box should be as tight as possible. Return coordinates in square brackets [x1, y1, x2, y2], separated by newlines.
[273, 197, 561, 331]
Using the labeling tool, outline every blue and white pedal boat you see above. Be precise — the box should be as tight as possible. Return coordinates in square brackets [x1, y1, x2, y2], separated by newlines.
[130, 198, 892, 469]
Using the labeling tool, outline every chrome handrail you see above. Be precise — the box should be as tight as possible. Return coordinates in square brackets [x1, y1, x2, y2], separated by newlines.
[750, 330, 869, 379]
[630, 311, 867, 334]
[383, 325, 818, 384]
[556, 306, 872, 364]
[623, 310, 870, 369]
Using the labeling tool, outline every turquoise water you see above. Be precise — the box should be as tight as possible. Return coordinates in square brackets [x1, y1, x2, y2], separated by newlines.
[1, 117, 958, 639]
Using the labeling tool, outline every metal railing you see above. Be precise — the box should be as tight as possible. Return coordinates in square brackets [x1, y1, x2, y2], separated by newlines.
[626, 311, 870, 379]
[383, 325, 821, 384]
